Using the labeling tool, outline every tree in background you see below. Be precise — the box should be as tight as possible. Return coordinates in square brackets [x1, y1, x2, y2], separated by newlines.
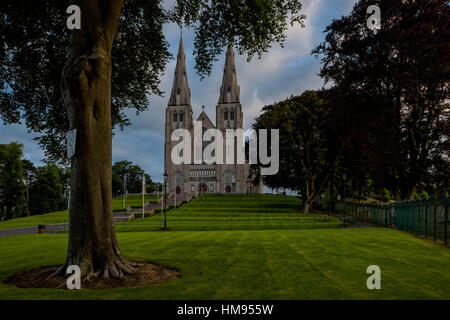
[255, 91, 339, 213]
[29, 164, 67, 215]
[0, 0, 307, 278]
[0, 143, 26, 220]
[112, 160, 151, 194]
[112, 172, 123, 198]
[21, 160, 37, 217]
[313, 0, 450, 200]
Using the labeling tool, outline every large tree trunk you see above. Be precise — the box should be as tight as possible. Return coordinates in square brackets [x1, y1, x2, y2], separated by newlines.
[53, 0, 132, 279]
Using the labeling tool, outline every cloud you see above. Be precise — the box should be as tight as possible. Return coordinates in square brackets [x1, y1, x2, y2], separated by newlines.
[1, 0, 359, 182]
[0, 123, 45, 165]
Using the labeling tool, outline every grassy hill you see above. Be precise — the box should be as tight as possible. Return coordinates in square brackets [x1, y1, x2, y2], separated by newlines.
[116, 194, 341, 232]
[0, 194, 161, 229]
[0, 210, 68, 230]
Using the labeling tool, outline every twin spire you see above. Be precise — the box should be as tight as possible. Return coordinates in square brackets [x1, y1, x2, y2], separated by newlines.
[219, 43, 240, 104]
[168, 36, 191, 106]
[169, 37, 240, 106]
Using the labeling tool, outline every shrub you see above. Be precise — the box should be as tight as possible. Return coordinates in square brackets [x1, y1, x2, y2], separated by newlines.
[416, 190, 429, 200]
[376, 188, 393, 202]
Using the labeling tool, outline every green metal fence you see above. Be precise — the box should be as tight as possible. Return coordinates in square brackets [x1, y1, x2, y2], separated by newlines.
[335, 196, 449, 246]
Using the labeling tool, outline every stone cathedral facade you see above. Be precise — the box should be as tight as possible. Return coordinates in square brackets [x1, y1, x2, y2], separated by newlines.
[164, 37, 263, 196]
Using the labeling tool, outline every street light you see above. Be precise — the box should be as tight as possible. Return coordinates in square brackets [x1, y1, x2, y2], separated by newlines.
[123, 173, 127, 209]
[163, 172, 168, 231]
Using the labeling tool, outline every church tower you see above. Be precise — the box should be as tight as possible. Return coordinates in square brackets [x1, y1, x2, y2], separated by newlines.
[216, 43, 244, 193]
[165, 36, 193, 195]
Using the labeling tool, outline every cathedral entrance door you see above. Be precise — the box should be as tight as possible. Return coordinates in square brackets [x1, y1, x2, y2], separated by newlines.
[176, 186, 181, 194]
[225, 185, 232, 193]
[199, 184, 207, 194]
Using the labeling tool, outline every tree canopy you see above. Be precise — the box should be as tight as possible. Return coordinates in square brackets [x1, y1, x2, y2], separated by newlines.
[313, 0, 450, 199]
[254, 90, 339, 212]
[0, 0, 305, 162]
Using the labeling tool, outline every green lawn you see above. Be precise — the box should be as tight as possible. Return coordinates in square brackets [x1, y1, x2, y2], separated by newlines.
[0, 194, 161, 229]
[113, 194, 161, 211]
[0, 228, 449, 299]
[0, 210, 68, 230]
[0, 194, 448, 299]
[116, 194, 341, 231]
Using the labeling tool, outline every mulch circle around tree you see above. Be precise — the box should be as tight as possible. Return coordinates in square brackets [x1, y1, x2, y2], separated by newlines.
[3, 262, 180, 290]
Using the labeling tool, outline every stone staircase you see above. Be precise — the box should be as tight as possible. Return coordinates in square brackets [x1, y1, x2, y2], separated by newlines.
[115, 193, 193, 221]
[163, 193, 190, 207]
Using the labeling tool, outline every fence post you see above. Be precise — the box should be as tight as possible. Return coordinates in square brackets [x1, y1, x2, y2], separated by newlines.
[385, 205, 388, 226]
[417, 202, 420, 235]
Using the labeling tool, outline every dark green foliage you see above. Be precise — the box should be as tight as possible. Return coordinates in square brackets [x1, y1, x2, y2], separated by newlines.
[0, 0, 171, 162]
[112, 172, 123, 197]
[254, 91, 338, 211]
[112, 160, 153, 194]
[0, 142, 26, 220]
[29, 164, 66, 215]
[171, 0, 306, 78]
[0, 0, 306, 161]
[0, 143, 71, 219]
[313, 0, 450, 199]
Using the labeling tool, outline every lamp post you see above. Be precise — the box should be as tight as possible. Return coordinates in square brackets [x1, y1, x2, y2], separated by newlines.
[123, 173, 127, 209]
[163, 172, 168, 231]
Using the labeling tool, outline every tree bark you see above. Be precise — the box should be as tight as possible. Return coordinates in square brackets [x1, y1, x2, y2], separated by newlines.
[304, 200, 312, 214]
[53, 0, 132, 280]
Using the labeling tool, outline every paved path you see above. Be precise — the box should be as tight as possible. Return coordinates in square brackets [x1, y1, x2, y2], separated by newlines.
[0, 216, 130, 237]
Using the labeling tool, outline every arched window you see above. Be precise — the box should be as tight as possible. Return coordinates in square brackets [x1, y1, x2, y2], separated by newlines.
[175, 171, 183, 193]
[224, 170, 234, 184]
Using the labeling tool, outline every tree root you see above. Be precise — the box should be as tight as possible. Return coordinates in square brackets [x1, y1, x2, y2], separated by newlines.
[47, 256, 137, 281]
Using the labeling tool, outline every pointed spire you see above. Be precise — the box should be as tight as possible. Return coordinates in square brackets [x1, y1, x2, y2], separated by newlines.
[219, 43, 240, 104]
[168, 34, 191, 106]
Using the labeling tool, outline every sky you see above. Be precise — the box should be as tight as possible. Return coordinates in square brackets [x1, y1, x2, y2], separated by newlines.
[0, 0, 358, 183]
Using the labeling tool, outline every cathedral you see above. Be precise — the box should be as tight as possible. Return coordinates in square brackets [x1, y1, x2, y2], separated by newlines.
[164, 37, 263, 196]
